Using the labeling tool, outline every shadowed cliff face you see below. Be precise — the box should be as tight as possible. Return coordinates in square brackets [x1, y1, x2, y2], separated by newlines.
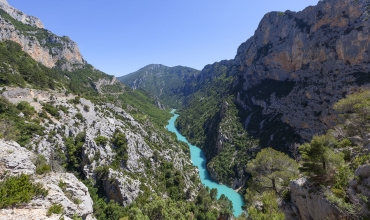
[175, 0, 370, 186]
[232, 0, 370, 149]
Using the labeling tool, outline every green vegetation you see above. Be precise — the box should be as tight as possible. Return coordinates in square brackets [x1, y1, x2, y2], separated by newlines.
[175, 62, 260, 185]
[299, 135, 344, 183]
[0, 40, 62, 89]
[34, 154, 51, 175]
[65, 131, 86, 172]
[207, 99, 259, 185]
[47, 203, 64, 216]
[0, 174, 48, 208]
[43, 103, 60, 119]
[245, 148, 298, 215]
[94, 136, 109, 146]
[0, 9, 71, 51]
[246, 148, 299, 196]
[244, 90, 370, 218]
[117, 88, 172, 127]
[111, 131, 128, 169]
[0, 96, 44, 146]
[247, 191, 285, 220]
[118, 64, 200, 108]
[86, 175, 228, 220]
[0, 13, 239, 220]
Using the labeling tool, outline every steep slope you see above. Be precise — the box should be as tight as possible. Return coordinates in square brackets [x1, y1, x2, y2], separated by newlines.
[176, 0, 370, 188]
[0, 0, 84, 70]
[0, 1, 237, 220]
[118, 64, 200, 108]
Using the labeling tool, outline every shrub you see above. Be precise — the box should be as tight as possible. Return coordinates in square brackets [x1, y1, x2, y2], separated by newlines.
[0, 174, 48, 208]
[43, 103, 60, 119]
[74, 198, 82, 204]
[72, 214, 82, 220]
[94, 136, 109, 146]
[47, 203, 64, 216]
[58, 180, 67, 191]
[16, 101, 35, 117]
[325, 190, 355, 214]
[351, 154, 370, 169]
[83, 105, 90, 112]
[34, 154, 51, 175]
[36, 164, 51, 175]
[75, 112, 84, 121]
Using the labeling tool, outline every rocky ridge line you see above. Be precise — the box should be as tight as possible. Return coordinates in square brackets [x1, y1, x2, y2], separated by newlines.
[0, 0, 85, 70]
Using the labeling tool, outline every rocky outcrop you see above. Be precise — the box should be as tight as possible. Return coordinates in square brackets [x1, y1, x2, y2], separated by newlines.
[93, 76, 123, 94]
[348, 164, 370, 216]
[0, 0, 43, 28]
[103, 169, 141, 206]
[179, 0, 370, 161]
[0, 140, 95, 220]
[232, 0, 370, 149]
[288, 177, 347, 220]
[0, 140, 36, 176]
[0, 0, 85, 70]
[1, 86, 199, 207]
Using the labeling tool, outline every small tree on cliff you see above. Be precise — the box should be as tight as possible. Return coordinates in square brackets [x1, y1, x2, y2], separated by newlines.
[299, 135, 344, 183]
[246, 148, 299, 197]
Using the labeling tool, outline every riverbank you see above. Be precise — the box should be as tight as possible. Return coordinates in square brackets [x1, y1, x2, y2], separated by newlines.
[166, 110, 245, 216]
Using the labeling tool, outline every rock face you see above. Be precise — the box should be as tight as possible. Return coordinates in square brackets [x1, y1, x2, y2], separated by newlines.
[232, 0, 370, 150]
[0, 0, 43, 28]
[0, 0, 85, 70]
[0, 140, 95, 220]
[288, 177, 347, 220]
[178, 0, 370, 162]
[348, 164, 370, 216]
[1, 86, 199, 207]
[103, 169, 141, 206]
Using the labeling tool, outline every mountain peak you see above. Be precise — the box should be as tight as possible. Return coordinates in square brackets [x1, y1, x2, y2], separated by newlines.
[0, 0, 44, 28]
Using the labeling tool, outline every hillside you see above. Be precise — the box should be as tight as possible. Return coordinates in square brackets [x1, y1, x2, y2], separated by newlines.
[118, 64, 200, 108]
[167, 0, 370, 187]
[0, 1, 236, 220]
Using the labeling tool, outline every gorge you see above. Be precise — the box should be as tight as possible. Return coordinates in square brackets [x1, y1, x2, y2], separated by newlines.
[166, 110, 245, 216]
[1, 0, 370, 219]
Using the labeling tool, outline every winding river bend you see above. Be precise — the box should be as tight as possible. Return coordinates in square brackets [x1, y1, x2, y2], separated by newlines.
[166, 110, 245, 216]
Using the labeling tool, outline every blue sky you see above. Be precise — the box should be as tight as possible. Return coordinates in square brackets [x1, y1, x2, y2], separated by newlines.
[8, 0, 318, 76]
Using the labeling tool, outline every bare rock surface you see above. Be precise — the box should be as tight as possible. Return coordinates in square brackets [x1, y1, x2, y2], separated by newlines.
[288, 177, 347, 220]
[0, 139, 95, 220]
[0, 140, 35, 175]
[0, 0, 85, 70]
[103, 169, 141, 206]
[0, 0, 43, 28]
[348, 164, 370, 216]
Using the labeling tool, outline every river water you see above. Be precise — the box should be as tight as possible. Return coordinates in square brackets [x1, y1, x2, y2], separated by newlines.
[166, 110, 245, 216]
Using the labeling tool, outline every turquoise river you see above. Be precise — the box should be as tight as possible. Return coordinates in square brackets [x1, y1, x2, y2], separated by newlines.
[166, 110, 245, 216]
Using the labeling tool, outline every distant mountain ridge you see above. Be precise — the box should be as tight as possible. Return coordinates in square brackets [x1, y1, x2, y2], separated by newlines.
[118, 64, 200, 108]
[122, 0, 370, 192]
[0, 1, 231, 219]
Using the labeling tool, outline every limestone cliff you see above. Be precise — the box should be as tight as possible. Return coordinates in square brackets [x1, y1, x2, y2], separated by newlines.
[0, 140, 95, 220]
[233, 0, 370, 150]
[1, 86, 200, 208]
[0, 0, 85, 70]
[180, 0, 370, 156]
